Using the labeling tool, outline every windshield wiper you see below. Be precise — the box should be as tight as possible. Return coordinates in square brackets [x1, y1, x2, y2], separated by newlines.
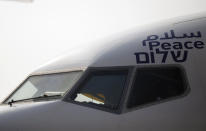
[8, 95, 62, 107]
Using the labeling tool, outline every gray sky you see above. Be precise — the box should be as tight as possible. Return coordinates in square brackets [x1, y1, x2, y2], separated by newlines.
[0, 0, 206, 102]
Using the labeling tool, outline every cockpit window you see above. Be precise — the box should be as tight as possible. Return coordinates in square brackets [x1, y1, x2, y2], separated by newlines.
[71, 70, 128, 110]
[5, 71, 83, 103]
[127, 66, 187, 108]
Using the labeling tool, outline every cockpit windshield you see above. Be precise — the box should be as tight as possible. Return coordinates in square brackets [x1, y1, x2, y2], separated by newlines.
[4, 71, 83, 103]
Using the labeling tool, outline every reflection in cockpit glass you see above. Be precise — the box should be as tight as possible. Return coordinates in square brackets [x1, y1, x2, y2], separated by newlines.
[72, 70, 128, 109]
[5, 71, 83, 103]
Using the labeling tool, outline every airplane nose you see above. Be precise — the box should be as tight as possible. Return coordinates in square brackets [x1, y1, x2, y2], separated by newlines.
[0, 101, 72, 131]
[0, 110, 19, 130]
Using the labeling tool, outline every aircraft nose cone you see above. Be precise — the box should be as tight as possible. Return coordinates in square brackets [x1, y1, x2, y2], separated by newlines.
[0, 101, 66, 131]
[0, 109, 20, 130]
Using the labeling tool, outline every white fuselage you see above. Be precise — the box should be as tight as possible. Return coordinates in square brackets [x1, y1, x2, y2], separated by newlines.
[0, 13, 206, 131]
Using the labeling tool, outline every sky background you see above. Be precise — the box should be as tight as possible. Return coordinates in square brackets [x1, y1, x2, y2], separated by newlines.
[0, 0, 206, 102]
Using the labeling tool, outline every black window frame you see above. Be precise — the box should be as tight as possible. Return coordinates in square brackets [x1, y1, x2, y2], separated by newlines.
[63, 65, 189, 114]
[63, 66, 134, 114]
[122, 64, 189, 113]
